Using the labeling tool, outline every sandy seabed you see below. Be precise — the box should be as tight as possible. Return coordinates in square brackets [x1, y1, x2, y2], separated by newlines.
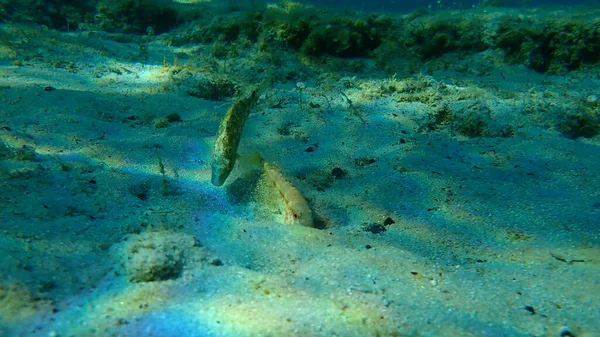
[0, 8, 599, 337]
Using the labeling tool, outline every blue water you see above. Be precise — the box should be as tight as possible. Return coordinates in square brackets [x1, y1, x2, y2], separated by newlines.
[299, 0, 600, 12]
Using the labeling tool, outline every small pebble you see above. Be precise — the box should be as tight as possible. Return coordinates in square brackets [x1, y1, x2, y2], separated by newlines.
[305, 146, 314, 152]
[331, 167, 345, 179]
[165, 113, 182, 123]
[524, 305, 535, 315]
[560, 328, 576, 337]
[154, 117, 170, 128]
[355, 157, 376, 166]
[364, 223, 386, 234]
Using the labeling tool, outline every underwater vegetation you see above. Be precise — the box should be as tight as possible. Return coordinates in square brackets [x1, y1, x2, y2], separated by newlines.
[2, 0, 599, 73]
[0, 0, 185, 34]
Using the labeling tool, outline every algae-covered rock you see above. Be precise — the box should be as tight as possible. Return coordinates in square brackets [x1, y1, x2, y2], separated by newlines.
[558, 111, 600, 139]
[0, 0, 184, 34]
[259, 3, 385, 58]
[97, 0, 180, 34]
[487, 13, 600, 73]
[186, 74, 238, 101]
[203, 11, 262, 42]
[114, 231, 202, 283]
[404, 15, 486, 60]
[2, 0, 599, 74]
[300, 17, 382, 57]
[0, 0, 95, 30]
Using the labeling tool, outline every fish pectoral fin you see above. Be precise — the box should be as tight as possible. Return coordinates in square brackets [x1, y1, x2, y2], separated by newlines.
[237, 152, 264, 169]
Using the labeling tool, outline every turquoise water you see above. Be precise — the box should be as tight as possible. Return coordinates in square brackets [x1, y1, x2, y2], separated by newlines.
[0, 1, 598, 336]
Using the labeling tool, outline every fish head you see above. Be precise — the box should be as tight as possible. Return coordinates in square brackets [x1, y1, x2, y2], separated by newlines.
[211, 159, 233, 186]
[284, 205, 314, 227]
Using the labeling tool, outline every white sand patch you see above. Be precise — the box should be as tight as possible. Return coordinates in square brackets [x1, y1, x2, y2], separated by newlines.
[0, 15, 598, 337]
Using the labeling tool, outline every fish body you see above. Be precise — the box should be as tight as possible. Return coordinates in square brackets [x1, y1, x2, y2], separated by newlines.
[211, 80, 271, 186]
[263, 161, 314, 228]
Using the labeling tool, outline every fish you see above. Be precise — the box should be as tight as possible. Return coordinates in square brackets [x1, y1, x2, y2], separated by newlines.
[262, 160, 314, 228]
[211, 79, 271, 186]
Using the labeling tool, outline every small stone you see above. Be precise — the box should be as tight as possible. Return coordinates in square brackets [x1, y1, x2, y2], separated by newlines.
[383, 217, 395, 226]
[165, 113, 182, 123]
[524, 305, 535, 315]
[211, 258, 224, 266]
[122, 232, 193, 283]
[305, 146, 314, 152]
[354, 157, 376, 166]
[585, 94, 599, 105]
[364, 223, 386, 234]
[331, 167, 345, 179]
[154, 117, 170, 128]
[584, 94, 600, 109]
[123, 115, 140, 121]
[560, 327, 576, 337]
[129, 181, 151, 200]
